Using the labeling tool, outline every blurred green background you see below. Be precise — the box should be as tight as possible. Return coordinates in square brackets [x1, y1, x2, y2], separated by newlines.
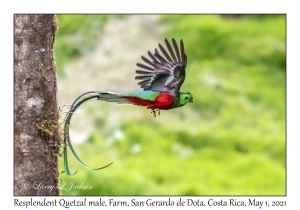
[55, 14, 286, 195]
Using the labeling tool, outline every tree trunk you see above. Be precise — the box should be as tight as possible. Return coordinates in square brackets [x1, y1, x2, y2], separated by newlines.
[14, 14, 61, 195]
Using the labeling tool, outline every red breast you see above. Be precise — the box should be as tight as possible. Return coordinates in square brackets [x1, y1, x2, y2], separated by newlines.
[147, 93, 175, 110]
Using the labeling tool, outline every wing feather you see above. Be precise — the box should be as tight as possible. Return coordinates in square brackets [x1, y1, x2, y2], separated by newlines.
[148, 51, 159, 62]
[158, 43, 173, 63]
[135, 38, 187, 96]
[172, 38, 181, 63]
[135, 75, 152, 80]
[138, 80, 151, 87]
[180, 39, 185, 64]
[154, 51, 172, 68]
[141, 55, 155, 67]
[137, 63, 153, 71]
[165, 38, 177, 62]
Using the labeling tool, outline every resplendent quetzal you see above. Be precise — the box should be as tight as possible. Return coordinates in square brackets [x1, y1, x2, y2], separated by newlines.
[63, 38, 194, 176]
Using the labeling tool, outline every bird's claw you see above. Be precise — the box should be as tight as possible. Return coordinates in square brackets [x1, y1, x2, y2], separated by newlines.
[151, 109, 160, 118]
[151, 109, 156, 117]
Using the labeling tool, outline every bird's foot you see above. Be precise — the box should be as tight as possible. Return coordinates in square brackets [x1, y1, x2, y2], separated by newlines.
[151, 108, 160, 118]
[151, 109, 156, 117]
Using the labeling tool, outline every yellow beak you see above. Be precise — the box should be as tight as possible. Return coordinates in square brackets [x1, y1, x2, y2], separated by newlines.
[190, 99, 195, 103]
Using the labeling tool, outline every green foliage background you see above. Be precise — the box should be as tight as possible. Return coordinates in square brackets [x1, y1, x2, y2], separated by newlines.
[55, 15, 286, 195]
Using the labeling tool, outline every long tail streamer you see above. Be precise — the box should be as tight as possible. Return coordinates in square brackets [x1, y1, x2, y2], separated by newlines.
[63, 91, 113, 176]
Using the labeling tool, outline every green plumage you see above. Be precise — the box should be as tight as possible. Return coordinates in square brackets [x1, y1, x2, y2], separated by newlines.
[125, 90, 160, 101]
[171, 92, 194, 109]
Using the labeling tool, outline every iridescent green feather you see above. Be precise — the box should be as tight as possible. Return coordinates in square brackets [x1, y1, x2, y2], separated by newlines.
[171, 92, 194, 109]
[63, 90, 160, 176]
[125, 90, 160, 101]
[63, 91, 113, 176]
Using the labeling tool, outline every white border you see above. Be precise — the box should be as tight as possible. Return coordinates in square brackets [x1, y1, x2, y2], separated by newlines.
[4, 0, 299, 209]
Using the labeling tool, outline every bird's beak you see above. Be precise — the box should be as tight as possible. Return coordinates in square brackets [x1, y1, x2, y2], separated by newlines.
[190, 99, 195, 103]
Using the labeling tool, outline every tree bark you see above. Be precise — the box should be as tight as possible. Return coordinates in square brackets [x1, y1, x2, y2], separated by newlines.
[14, 14, 61, 195]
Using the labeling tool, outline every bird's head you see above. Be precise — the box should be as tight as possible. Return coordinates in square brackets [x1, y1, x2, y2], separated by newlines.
[179, 92, 194, 106]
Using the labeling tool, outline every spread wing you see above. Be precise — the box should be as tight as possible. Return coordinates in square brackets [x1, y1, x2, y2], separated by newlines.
[135, 38, 187, 97]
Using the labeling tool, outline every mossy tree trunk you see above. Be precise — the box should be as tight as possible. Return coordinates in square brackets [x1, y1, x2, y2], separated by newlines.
[14, 14, 61, 195]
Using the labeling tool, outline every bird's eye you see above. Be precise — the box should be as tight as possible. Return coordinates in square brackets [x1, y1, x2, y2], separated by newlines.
[185, 96, 188, 100]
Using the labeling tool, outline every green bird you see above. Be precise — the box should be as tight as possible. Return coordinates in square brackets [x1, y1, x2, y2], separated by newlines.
[64, 38, 194, 176]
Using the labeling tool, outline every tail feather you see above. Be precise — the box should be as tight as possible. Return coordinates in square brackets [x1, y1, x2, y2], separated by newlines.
[63, 90, 157, 175]
[96, 91, 134, 104]
[64, 91, 115, 176]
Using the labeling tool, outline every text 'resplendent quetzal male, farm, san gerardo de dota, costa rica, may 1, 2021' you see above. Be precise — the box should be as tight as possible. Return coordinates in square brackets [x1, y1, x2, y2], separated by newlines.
[63, 38, 195, 176]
